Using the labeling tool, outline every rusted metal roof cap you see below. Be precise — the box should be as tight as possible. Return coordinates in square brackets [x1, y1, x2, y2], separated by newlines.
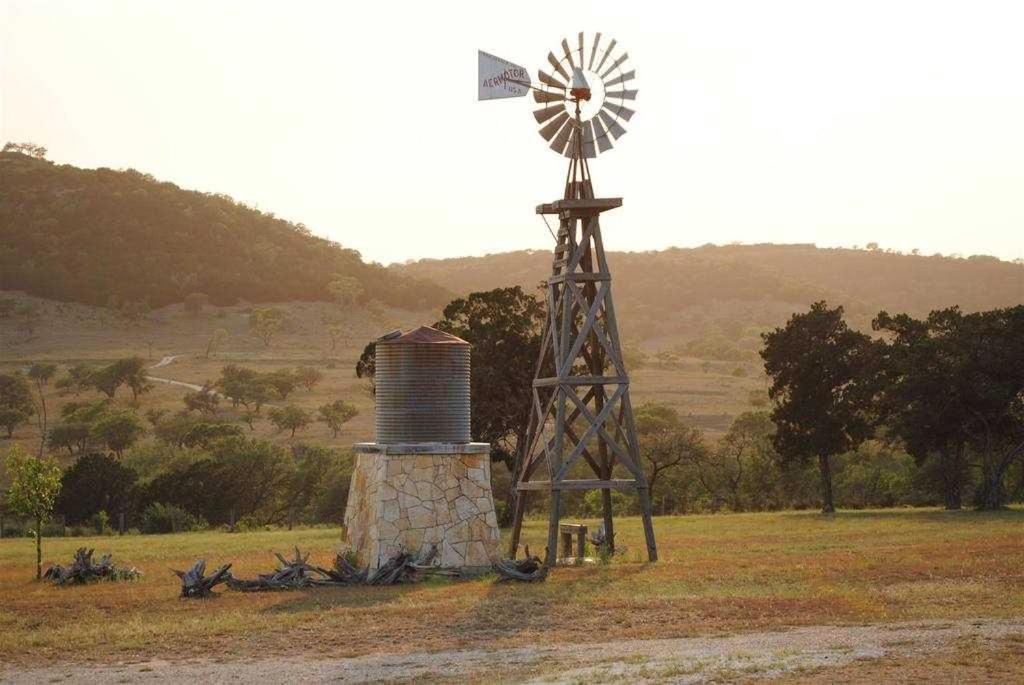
[380, 325, 469, 346]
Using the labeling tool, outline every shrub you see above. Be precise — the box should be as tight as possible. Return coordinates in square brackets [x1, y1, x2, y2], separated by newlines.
[92, 510, 110, 535]
[140, 502, 207, 534]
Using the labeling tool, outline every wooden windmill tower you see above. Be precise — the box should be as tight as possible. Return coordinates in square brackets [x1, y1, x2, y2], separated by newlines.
[479, 34, 657, 566]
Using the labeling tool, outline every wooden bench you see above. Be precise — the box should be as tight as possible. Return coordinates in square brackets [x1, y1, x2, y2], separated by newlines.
[559, 523, 587, 560]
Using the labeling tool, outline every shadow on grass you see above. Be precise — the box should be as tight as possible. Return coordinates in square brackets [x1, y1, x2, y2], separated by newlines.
[260, 582, 426, 614]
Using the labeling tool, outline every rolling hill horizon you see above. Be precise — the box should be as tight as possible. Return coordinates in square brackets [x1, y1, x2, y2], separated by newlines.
[2, 151, 1020, 353]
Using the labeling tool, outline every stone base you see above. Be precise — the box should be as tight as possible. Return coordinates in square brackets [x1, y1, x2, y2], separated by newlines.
[343, 443, 500, 571]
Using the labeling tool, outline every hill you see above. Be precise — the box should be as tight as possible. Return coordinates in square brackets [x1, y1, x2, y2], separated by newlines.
[0, 153, 449, 310]
[391, 244, 1024, 353]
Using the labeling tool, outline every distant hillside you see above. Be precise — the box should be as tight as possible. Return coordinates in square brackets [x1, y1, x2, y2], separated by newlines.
[0, 153, 449, 309]
[392, 244, 1024, 352]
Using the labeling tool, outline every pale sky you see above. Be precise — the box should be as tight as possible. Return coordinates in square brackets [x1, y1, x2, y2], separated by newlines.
[3, 1, 1023, 265]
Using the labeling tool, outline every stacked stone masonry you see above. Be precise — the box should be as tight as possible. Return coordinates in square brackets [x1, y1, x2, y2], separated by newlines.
[344, 449, 501, 571]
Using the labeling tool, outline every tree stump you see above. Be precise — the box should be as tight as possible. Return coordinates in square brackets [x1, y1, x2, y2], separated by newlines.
[173, 559, 232, 598]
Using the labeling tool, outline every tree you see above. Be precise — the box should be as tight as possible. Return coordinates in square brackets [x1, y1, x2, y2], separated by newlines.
[434, 287, 545, 469]
[88, 364, 124, 399]
[326, 322, 347, 352]
[48, 400, 109, 455]
[54, 453, 138, 525]
[761, 302, 875, 513]
[114, 357, 151, 401]
[872, 310, 971, 509]
[0, 373, 34, 438]
[184, 293, 209, 316]
[205, 328, 228, 359]
[216, 365, 270, 410]
[90, 410, 146, 457]
[2, 141, 47, 159]
[183, 383, 220, 416]
[268, 405, 311, 438]
[265, 368, 299, 400]
[295, 366, 323, 392]
[5, 444, 62, 579]
[249, 308, 284, 347]
[635, 403, 708, 491]
[355, 341, 377, 383]
[874, 306, 1024, 510]
[357, 287, 545, 472]
[27, 363, 57, 456]
[180, 421, 244, 448]
[55, 363, 95, 396]
[710, 411, 776, 511]
[318, 400, 358, 437]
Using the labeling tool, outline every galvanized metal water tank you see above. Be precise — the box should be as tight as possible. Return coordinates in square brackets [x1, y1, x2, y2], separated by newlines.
[374, 326, 471, 444]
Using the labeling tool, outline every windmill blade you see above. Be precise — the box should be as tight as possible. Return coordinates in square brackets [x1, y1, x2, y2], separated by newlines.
[533, 104, 564, 124]
[601, 52, 630, 79]
[538, 69, 567, 90]
[581, 120, 597, 159]
[604, 69, 635, 88]
[592, 116, 614, 153]
[547, 52, 570, 81]
[538, 111, 570, 141]
[606, 89, 638, 100]
[594, 38, 617, 74]
[578, 32, 585, 68]
[589, 32, 602, 70]
[549, 118, 574, 155]
[563, 125, 581, 158]
[598, 110, 627, 139]
[533, 89, 567, 104]
[603, 102, 635, 122]
[561, 38, 576, 70]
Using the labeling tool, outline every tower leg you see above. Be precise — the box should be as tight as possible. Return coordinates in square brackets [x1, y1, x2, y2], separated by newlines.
[601, 488, 615, 553]
[508, 490, 528, 559]
[545, 489, 562, 567]
[637, 486, 658, 562]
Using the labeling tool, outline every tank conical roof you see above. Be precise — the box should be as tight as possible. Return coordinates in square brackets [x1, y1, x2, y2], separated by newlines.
[380, 325, 469, 346]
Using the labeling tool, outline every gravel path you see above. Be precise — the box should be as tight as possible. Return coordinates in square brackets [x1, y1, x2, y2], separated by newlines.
[3, 618, 1022, 684]
[146, 355, 207, 392]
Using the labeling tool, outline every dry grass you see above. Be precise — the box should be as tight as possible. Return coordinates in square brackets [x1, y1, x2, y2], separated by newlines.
[1, 508, 1022, 665]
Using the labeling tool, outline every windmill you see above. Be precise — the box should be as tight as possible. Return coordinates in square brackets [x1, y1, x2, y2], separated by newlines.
[478, 33, 657, 566]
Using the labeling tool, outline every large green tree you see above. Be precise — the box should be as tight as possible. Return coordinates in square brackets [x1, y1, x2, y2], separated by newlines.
[433, 287, 545, 468]
[875, 306, 1024, 510]
[54, 453, 138, 525]
[872, 310, 972, 508]
[355, 286, 544, 469]
[761, 302, 875, 513]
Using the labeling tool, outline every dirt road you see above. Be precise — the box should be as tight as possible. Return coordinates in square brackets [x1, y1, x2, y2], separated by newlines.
[3, 618, 1022, 683]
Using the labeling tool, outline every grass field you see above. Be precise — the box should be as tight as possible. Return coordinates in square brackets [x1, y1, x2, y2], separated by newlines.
[1, 508, 1022, 666]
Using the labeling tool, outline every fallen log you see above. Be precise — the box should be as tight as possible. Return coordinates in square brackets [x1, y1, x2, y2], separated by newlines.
[366, 545, 439, 585]
[43, 547, 141, 585]
[228, 547, 362, 592]
[495, 546, 547, 582]
[173, 559, 232, 598]
[311, 553, 367, 586]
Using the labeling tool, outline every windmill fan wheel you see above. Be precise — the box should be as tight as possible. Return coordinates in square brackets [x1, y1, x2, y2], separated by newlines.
[533, 32, 637, 159]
